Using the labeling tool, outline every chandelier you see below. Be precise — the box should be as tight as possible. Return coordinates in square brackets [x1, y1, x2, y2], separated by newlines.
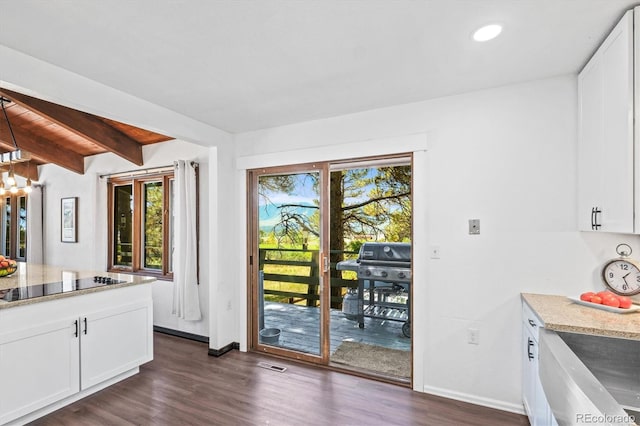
[0, 97, 32, 195]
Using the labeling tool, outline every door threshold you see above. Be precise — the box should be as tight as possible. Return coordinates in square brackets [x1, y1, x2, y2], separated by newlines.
[328, 361, 412, 387]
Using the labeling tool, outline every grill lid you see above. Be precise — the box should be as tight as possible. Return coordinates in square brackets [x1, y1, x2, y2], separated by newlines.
[358, 242, 411, 263]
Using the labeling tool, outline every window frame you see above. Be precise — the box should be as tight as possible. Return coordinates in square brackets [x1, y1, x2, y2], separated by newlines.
[107, 172, 174, 280]
[0, 194, 27, 261]
[17, 194, 27, 260]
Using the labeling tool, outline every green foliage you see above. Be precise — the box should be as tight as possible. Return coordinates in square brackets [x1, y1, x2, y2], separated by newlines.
[143, 182, 163, 269]
[340, 165, 411, 242]
[347, 240, 364, 253]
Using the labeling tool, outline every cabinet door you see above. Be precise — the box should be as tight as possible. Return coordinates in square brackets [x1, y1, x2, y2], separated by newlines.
[0, 318, 80, 424]
[80, 300, 153, 389]
[600, 10, 634, 233]
[578, 49, 604, 231]
[578, 10, 634, 233]
[521, 323, 536, 419]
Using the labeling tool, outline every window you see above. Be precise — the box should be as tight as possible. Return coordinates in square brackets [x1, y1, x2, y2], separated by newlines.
[108, 172, 174, 278]
[0, 194, 27, 261]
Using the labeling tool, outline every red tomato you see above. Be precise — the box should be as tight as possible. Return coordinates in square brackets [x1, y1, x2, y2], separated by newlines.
[597, 291, 614, 299]
[590, 295, 602, 304]
[618, 296, 633, 309]
[580, 292, 595, 302]
[603, 297, 620, 308]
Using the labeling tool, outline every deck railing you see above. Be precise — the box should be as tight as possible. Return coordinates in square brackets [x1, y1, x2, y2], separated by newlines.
[259, 248, 357, 306]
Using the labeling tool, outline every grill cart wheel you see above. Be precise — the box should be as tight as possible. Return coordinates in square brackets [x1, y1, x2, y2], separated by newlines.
[402, 321, 411, 338]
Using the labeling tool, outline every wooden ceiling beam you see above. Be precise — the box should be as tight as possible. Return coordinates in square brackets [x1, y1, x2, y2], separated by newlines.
[0, 88, 144, 166]
[0, 126, 85, 175]
[0, 162, 39, 181]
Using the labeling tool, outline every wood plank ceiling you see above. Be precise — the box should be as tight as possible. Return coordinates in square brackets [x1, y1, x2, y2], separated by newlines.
[0, 88, 173, 181]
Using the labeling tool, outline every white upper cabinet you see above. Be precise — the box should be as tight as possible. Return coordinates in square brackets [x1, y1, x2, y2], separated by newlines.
[578, 9, 634, 233]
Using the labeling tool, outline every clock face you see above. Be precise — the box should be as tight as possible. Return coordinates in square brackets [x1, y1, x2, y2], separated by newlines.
[602, 259, 640, 296]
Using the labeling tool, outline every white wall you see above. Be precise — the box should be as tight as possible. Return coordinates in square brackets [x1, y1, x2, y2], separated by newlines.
[38, 140, 212, 338]
[233, 75, 637, 413]
[207, 141, 241, 350]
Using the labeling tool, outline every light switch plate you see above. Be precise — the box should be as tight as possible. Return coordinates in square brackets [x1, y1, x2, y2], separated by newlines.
[469, 219, 480, 235]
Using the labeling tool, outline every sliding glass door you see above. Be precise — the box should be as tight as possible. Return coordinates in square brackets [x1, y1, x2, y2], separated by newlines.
[249, 156, 412, 381]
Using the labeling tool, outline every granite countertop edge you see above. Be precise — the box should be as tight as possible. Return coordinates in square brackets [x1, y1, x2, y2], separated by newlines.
[522, 293, 640, 341]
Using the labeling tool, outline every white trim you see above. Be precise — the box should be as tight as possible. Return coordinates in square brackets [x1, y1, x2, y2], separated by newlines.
[411, 149, 429, 393]
[237, 170, 248, 352]
[235, 132, 429, 170]
[235, 131, 430, 374]
[422, 385, 526, 416]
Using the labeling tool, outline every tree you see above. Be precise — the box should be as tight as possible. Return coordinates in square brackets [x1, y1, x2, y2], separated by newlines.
[259, 165, 411, 307]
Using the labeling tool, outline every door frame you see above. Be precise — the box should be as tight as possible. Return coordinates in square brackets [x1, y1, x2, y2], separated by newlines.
[247, 162, 330, 364]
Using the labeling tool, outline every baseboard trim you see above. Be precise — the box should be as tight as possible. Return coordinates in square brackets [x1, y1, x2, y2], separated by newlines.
[422, 385, 526, 416]
[208, 342, 240, 357]
[153, 326, 209, 343]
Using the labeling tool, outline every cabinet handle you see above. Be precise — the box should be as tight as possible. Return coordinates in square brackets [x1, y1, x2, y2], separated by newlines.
[527, 338, 535, 361]
[74, 320, 78, 337]
[528, 319, 537, 328]
[591, 207, 602, 231]
[83, 317, 88, 335]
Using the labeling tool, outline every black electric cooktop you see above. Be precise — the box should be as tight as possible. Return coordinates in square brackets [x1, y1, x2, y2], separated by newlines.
[0, 276, 128, 302]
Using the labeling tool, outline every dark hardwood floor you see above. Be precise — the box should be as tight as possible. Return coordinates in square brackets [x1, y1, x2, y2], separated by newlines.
[30, 333, 529, 426]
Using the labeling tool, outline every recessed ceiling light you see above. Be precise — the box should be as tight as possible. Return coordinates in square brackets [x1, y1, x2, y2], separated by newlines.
[473, 24, 502, 42]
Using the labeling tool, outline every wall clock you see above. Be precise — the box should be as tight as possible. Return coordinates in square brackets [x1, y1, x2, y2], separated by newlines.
[602, 243, 640, 296]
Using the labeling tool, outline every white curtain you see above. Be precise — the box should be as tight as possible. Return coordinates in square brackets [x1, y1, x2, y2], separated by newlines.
[172, 160, 201, 321]
[26, 185, 44, 264]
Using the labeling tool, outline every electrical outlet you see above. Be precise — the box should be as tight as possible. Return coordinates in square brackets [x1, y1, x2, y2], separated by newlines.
[468, 328, 480, 345]
[226, 300, 232, 311]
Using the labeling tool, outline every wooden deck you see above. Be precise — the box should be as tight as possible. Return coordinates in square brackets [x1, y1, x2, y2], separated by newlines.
[262, 301, 410, 356]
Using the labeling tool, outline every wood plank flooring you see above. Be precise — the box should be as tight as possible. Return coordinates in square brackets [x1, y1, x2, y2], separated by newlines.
[30, 333, 529, 426]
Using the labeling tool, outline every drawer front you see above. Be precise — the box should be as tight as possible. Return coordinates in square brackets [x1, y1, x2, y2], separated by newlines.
[522, 301, 543, 341]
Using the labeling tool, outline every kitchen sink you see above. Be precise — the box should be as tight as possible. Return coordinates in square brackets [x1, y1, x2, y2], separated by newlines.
[626, 409, 640, 425]
[557, 332, 640, 410]
[540, 330, 640, 425]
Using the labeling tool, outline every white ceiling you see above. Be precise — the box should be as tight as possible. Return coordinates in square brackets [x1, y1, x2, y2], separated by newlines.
[0, 0, 637, 133]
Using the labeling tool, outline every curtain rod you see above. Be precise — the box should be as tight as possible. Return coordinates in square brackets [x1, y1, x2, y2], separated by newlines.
[99, 161, 198, 179]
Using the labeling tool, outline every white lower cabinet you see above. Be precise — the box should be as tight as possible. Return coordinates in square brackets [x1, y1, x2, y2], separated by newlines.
[81, 302, 153, 389]
[0, 284, 153, 425]
[522, 304, 557, 426]
[0, 317, 80, 424]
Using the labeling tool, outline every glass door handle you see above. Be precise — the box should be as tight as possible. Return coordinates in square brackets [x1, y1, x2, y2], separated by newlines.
[323, 255, 329, 273]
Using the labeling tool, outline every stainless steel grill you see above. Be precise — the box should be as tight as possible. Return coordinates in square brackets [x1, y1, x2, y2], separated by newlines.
[338, 242, 411, 337]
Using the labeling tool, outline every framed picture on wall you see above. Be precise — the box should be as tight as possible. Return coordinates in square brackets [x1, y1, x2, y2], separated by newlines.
[61, 197, 78, 243]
